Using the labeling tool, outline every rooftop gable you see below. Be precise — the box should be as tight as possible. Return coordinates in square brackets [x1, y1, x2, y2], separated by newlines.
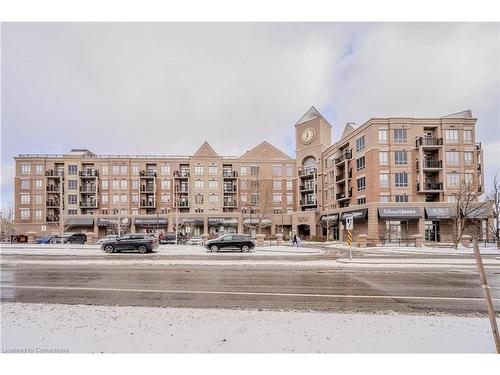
[239, 141, 293, 160]
[192, 141, 219, 157]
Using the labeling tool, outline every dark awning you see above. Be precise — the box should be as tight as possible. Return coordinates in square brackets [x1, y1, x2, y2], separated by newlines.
[320, 213, 339, 222]
[243, 218, 272, 225]
[181, 218, 204, 225]
[65, 217, 94, 226]
[425, 207, 456, 219]
[340, 209, 368, 220]
[378, 207, 421, 219]
[134, 218, 168, 225]
[466, 207, 490, 219]
[96, 218, 130, 226]
[209, 217, 238, 226]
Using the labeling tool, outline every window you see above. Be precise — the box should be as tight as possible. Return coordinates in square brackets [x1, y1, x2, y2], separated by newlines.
[132, 165, 139, 175]
[286, 166, 293, 177]
[34, 194, 42, 205]
[195, 194, 204, 204]
[464, 130, 473, 144]
[250, 180, 259, 190]
[464, 151, 473, 165]
[68, 209, 77, 215]
[447, 195, 457, 203]
[132, 194, 139, 204]
[357, 197, 366, 205]
[209, 195, 218, 204]
[20, 208, 30, 220]
[131, 208, 138, 215]
[20, 164, 31, 175]
[395, 195, 409, 203]
[356, 156, 366, 171]
[161, 165, 171, 175]
[273, 180, 282, 190]
[380, 173, 389, 188]
[446, 151, 459, 166]
[20, 194, 30, 204]
[112, 180, 119, 190]
[272, 166, 282, 176]
[120, 165, 128, 175]
[394, 129, 407, 143]
[356, 135, 365, 152]
[250, 166, 259, 176]
[240, 194, 247, 203]
[35, 180, 43, 189]
[465, 172, 474, 185]
[120, 193, 127, 203]
[240, 166, 247, 176]
[286, 180, 293, 190]
[101, 194, 109, 204]
[34, 209, 42, 220]
[395, 172, 408, 187]
[378, 129, 388, 144]
[112, 194, 119, 204]
[35, 164, 43, 175]
[112, 165, 120, 175]
[447, 173, 459, 188]
[68, 195, 77, 205]
[240, 180, 247, 190]
[68, 165, 77, 175]
[208, 166, 217, 176]
[194, 180, 204, 189]
[394, 150, 407, 165]
[357, 177, 366, 192]
[380, 195, 390, 203]
[20, 179, 30, 189]
[208, 180, 217, 189]
[251, 194, 259, 205]
[445, 129, 459, 144]
[102, 180, 108, 189]
[102, 165, 109, 175]
[194, 165, 204, 176]
[379, 151, 389, 165]
[161, 194, 169, 203]
[120, 180, 128, 190]
[287, 193, 293, 204]
[161, 179, 171, 189]
[273, 194, 281, 203]
[68, 180, 77, 190]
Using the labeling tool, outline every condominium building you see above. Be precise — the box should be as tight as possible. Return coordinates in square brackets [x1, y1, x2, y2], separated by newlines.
[13, 107, 491, 243]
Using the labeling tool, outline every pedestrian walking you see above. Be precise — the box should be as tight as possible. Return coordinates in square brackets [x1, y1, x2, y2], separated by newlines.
[292, 234, 297, 247]
[296, 235, 301, 248]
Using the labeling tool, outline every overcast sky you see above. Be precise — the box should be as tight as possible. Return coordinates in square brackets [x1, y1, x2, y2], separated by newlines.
[1, 22, 499, 207]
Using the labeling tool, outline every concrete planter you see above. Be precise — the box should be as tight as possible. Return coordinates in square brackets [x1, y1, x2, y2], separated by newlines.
[275, 233, 283, 246]
[255, 234, 265, 247]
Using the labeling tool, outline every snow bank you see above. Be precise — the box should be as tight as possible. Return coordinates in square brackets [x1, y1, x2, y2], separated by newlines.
[1, 302, 496, 353]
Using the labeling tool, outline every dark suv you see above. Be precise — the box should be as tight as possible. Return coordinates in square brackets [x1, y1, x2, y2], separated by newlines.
[62, 233, 87, 244]
[101, 234, 159, 254]
[205, 234, 255, 253]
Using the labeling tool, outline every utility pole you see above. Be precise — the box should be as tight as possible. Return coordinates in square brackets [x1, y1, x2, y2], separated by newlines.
[59, 174, 64, 237]
[473, 237, 500, 353]
[175, 196, 179, 245]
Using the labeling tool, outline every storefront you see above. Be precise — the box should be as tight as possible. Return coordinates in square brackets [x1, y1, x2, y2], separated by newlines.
[340, 208, 368, 239]
[378, 207, 421, 242]
[243, 218, 272, 238]
[424, 207, 455, 242]
[177, 218, 204, 236]
[208, 217, 238, 236]
[96, 217, 131, 237]
[134, 217, 168, 235]
[320, 213, 339, 240]
[65, 217, 95, 233]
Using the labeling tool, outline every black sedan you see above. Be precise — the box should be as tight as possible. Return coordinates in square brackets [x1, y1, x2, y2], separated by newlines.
[101, 234, 159, 254]
[205, 234, 255, 253]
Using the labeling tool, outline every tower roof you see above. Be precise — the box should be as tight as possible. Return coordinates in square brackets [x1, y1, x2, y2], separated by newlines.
[192, 141, 219, 157]
[295, 106, 332, 127]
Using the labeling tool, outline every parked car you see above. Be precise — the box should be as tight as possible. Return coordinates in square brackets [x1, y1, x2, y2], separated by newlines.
[96, 235, 118, 245]
[36, 235, 58, 244]
[159, 232, 177, 245]
[188, 235, 203, 246]
[62, 233, 87, 244]
[205, 234, 255, 253]
[101, 234, 159, 253]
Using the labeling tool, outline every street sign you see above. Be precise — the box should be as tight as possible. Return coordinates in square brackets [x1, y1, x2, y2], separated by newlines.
[346, 216, 354, 230]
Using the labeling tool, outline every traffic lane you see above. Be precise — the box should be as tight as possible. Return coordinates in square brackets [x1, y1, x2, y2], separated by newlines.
[1, 265, 498, 314]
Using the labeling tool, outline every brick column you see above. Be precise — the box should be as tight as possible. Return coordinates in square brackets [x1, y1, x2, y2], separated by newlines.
[203, 216, 208, 235]
[367, 208, 379, 244]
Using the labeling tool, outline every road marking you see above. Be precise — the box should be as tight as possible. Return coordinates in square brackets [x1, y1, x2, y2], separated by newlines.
[1, 284, 499, 302]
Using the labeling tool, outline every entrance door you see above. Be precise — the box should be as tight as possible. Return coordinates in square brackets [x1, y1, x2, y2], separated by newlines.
[388, 223, 401, 242]
[425, 221, 440, 242]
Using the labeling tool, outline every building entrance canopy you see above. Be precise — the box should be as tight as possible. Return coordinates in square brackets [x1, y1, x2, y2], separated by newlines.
[340, 209, 367, 221]
[378, 207, 421, 219]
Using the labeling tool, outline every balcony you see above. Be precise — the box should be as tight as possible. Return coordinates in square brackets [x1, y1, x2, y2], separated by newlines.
[417, 182, 443, 192]
[223, 200, 237, 207]
[45, 170, 64, 177]
[46, 185, 61, 192]
[80, 201, 98, 208]
[417, 160, 443, 170]
[174, 185, 189, 193]
[336, 188, 352, 201]
[80, 186, 97, 193]
[335, 151, 352, 165]
[335, 174, 345, 183]
[140, 200, 156, 208]
[46, 200, 60, 207]
[173, 170, 190, 178]
[79, 170, 99, 177]
[139, 170, 157, 177]
[300, 199, 317, 207]
[223, 171, 238, 178]
[176, 201, 189, 208]
[46, 215, 60, 223]
[140, 185, 156, 193]
[223, 185, 237, 192]
[298, 168, 316, 177]
[300, 184, 315, 192]
[416, 137, 443, 148]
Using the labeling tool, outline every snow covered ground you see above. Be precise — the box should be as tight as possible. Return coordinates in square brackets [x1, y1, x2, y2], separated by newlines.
[1, 302, 497, 353]
[328, 243, 500, 256]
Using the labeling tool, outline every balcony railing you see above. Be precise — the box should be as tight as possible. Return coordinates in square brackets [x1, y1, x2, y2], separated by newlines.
[298, 168, 316, 177]
[416, 137, 443, 147]
[140, 185, 156, 192]
[80, 201, 98, 208]
[174, 185, 189, 192]
[46, 185, 61, 192]
[223, 171, 238, 178]
[173, 170, 190, 178]
[80, 186, 97, 193]
[300, 184, 315, 191]
[46, 215, 60, 222]
[223, 185, 237, 192]
[223, 200, 237, 207]
[336, 188, 352, 200]
[335, 151, 352, 164]
[140, 200, 156, 207]
[335, 174, 345, 182]
[45, 170, 64, 177]
[79, 170, 99, 177]
[417, 160, 443, 170]
[300, 200, 316, 206]
[46, 200, 60, 207]
[176, 201, 189, 207]
[417, 182, 443, 191]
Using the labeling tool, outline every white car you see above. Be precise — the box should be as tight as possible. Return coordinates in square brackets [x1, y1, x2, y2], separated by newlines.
[188, 236, 203, 246]
[97, 235, 118, 245]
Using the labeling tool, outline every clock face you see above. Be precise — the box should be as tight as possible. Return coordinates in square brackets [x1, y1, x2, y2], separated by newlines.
[301, 128, 315, 144]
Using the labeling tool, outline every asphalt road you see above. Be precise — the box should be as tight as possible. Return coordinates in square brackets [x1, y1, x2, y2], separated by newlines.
[2, 254, 499, 315]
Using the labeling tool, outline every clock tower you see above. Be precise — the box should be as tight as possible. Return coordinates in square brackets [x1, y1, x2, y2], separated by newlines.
[295, 106, 332, 168]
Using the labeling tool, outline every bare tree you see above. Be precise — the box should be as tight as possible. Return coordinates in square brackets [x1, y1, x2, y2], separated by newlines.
[450, 180, 490, 249]
[50, 216, 73, 237]
[484, 175, 500, 248]
[319, 215, 336, 240]
[245, 168, 273, 235]
[108, 218, 129, 237]
[0, 205, 16, 242]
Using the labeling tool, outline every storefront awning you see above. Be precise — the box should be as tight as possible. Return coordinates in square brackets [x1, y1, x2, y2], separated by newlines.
[181, 218, 204, 225]
[378, 207, 421, 219]
[340, 209, 367, 220]
[208, 218, 239, 226]
[320, 213, 339, 222]
[466, 207, 490, 219]
[243, 218, 272, 225]
[425, 207, 456, 219]
[65, 217, 94, 226]
[134, 218, 168, 225]
[96, 218, 130, 226]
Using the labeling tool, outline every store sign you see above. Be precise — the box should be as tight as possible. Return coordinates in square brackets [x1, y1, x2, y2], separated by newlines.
[425, 207, 455, 219]
[297, 216, 310, 223]
[134, 218, 168, 225]
[340, 209, 368, 220]
[320, 214, 338, 222]
[243, 218, 272, 225]
[96, 218, 130, 226]
[208, 218, 238, 225]
[378, 207, 421, 219]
